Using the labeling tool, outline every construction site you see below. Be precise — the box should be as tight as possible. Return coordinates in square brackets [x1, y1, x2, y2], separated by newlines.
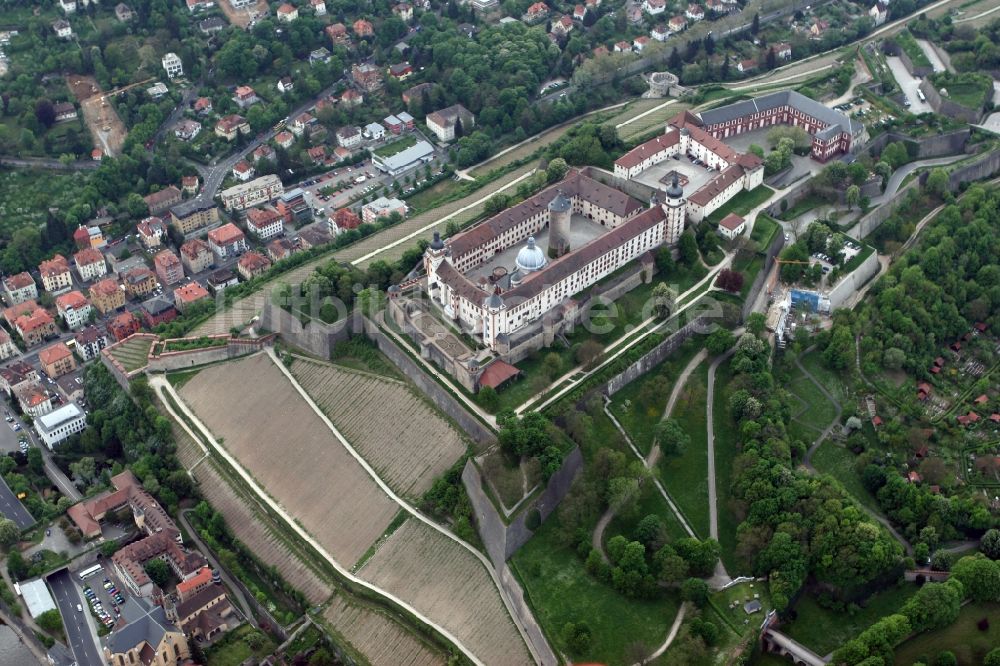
[67, 75, 151, 158]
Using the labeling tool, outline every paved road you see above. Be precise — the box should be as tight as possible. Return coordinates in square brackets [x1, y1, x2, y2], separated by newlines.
[0, 474, 35, 529]
[47, 569, 104, 666]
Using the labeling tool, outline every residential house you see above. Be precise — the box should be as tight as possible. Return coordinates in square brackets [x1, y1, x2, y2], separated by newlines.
[232, 160, 255, 182]
[15, 386, 52, 419]
[274, 188, 312, 225]
[187, 0, 215, 11]
[668, 14, 687, 31]
[232, 86, 258, 109]
[290, 112, 315, 136]
[215, 114, 249, 141]
[810, 20, 829, 37]
[115, 3, 134, 21]
[384, 114, 404, 134]
[336, 126, 362, 148]
[53, 20, 73, 39]
[388, 62, 413, 80]
[311, 0, 326, 14]
[705, 0, 726, 12]
[633, 35, 650, 52]
[573, 4, 587, 20]
[0, 362, 39, 399]
[153, 250, 184, 286]
[341, 88, 364, 106]
[103, 598, 190, 666]
[207, 223, 248, 259]
[329, 208, 361, 235]
[89, 278, 125, 314]
[351, 63, 383, 92]
[0, 329, 17, 361]
[362, 196, 407, 224]
[425, 104, 475, 143]
[651, 24, 670, 41]
[393, 2, 413, 21]
[737, 59, 756, 73]
[198, 16, 226, 33]
[643, 0, 665, 14]
[162, 52, 183, 79]
[353, 18, 374, 37]
[193, 97, 213, 115]
[246, 207, 285, 240]
[206, 270, 239, 294]
[35, 402, 86, 449]
[397, 111, 415, 130]
[774, 42, 792, 60]
[59, 0, 76, 13]
[307, 146, 327, 165]
[123, 267, 158, 299]
[3, 272, 38, 305]
[55, 291, 92, 329]
[552, 15, 573, 35]
[274, 130, 295, 149]
[39, 343, 77, 378]
[173, 119, 201, 141]
[140, 297, 177, 328]
[73, 224, 104, 249]
[276, 3, 298, 21]
[309, 47, 332, 63]
[325, 23, 350, 45]
[143, 186, 182, 215]
[364, 122, 386, 141]
[108, 312, 141, 341]
[237, 252, 271, 280]
[74, 326, 108, 362]
[277, 76, 294, 94]
[2, 301, 37, 329]
[15, 308, 57, 346]
[180, 239, 213, 274]
[73, 248, 107, 282]
[717, 213, 746, 240]
[39, 255, 72, 294]
[524, 2, 549, 21]
[252, 144, 276, 163]
[182, 175, 199, 195]
[174, 282, 210, 311]
[870, 2, 888, 26]
[333, 146, 351, 161]
[685, 4, 704, 20]
[297, 226, 332, 249]
[267, 238, 298, 262]
[147, 82, 169, 99]
[170, 202, 219, 235]
[53, 102, 77, 123]
[402, 82, 433, 106]
[219, 175, 283, 211]
[626, 3, 643, 23]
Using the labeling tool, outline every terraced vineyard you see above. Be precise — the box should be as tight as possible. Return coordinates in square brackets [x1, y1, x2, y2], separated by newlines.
[178, 353, 398, 566]
[291, 358, 467, 496]
[358, 519, 530, 666]
[108, 335, 154, 371]
[322, 596, 444, 666]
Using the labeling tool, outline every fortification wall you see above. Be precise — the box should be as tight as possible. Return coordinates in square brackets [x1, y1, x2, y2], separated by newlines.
[827, 250, 880, 310]
[257, 301, 351, 359]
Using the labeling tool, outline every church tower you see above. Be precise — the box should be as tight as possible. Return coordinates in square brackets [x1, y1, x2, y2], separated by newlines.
[662, 175, 686, 245]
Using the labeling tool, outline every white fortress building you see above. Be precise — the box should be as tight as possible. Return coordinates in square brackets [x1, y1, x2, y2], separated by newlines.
[421, 170, 688, 353]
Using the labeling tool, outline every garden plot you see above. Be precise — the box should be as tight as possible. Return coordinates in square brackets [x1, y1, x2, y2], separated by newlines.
[178, 353, 398, 566]
[290, 358, 466, 496]
[358, 519, 530, 666]
[322, 596, 444, 666]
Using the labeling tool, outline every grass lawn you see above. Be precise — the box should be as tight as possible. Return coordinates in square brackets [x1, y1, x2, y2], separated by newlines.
[893, 601, 1000, 665]
[706, 186, 775, 226]
[711, 581, 773, 634]
[371, 134, 418, 158]
[944, 83, 988, 109]
[205, 624, 278, 666]
[749, 214, 780, 250]
[788, 374, 837, 431]
[657, 363, 710, 538]
[798, 351, 851, 411]
[606, 479, 691, 544]
[782, 584, 919, 656]
[609, 340, 704, 456]
[896, 29, 932, 69]
[777, 192, 834, 221]
[711, 358, 748, 574]
[512, 513, 682, 665]
[738, 255, 765, 301]
[810, 442, 882, 513]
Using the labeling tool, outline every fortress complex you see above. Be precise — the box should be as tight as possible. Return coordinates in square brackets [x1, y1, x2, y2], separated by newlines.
[416, 169, 687, 356]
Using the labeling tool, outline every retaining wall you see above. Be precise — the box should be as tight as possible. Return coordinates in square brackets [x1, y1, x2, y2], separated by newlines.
[852, 178, 921, 238]
[947, 149, 1000, 190]
[462, 446, 584, 566]
[363, 316, 496, 446]
[604, 315, 708, 396]
[865, 128, 970, 160]
[920, 80, 984, 124]
[896, 48, 934, 79]
[257, 301, 351, 359]
[742, 231, 786, 321]
[827, 250, 880, 309]
[146, 335, 276, 372]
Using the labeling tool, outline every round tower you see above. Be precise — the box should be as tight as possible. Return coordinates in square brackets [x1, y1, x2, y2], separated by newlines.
[547, 190, 572, 258]
[662, 174, 686, 246]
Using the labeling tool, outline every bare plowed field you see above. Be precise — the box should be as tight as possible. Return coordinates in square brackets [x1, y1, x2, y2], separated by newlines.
[323, 596, 444, 666]
[290, 359, 466, 496]
[178, 353, 398, 566]
[358, 519, 530, 666]
[195, 462, 333, 605]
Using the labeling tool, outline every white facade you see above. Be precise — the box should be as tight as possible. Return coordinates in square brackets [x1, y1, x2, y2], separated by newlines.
[247, 217, 284, 241]
[58, 301, 93, 330]
[162, 53, 183, 79]
[76, 257, 107, 282]
[35, 403, 87, 450]
[0, 333, 17, 361]
[220, 175, 283, 211]
[3, 274, 38, 305]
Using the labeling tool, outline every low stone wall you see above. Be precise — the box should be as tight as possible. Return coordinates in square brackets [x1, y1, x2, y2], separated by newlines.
[604, 315, 708, 396]
[866, 128, 970, 160]
[462, 446, 584, 566]
[363, 316, 496, 446]
[257, 300, 351, 359]
[827, 250, 880, 310]
[146, 335, 276, 372]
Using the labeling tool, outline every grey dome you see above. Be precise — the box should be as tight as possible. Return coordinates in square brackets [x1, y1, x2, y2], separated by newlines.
[387, 284, 400, 293]
[486, 287, 504, 309]
[515, 236, 547, 272]
[666, 174, 683, 199]
[548, 190, 571, 213]
[430, 231, 444, 250]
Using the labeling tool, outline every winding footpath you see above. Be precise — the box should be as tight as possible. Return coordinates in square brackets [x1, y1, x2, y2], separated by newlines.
[705, 347, 739, 589]
[795, 347, 844, 471]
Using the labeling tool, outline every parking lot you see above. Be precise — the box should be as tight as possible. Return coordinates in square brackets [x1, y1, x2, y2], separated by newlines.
[293, 159, 391, 218]
[885, 57, 934, 114]
[80, 562, 132, 633]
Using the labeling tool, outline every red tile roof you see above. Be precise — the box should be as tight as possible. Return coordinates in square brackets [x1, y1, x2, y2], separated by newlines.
[479, 360, 521, 389]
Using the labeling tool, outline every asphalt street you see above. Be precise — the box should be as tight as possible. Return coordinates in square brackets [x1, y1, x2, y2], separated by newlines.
[0, 473, 34, 529]
[48, 569, 104, 666]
